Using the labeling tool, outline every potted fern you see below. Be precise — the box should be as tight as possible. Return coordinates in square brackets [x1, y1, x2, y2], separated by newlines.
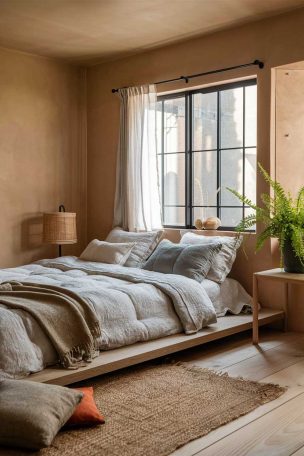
[227, 163, 304, 273]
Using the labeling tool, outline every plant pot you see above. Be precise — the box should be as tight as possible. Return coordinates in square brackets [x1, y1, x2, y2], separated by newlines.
[283, 239, 304, 273]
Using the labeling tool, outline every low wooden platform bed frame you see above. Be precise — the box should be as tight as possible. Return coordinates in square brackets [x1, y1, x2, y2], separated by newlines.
[30, 309, 284, 386]
[29, 230, 285, 386]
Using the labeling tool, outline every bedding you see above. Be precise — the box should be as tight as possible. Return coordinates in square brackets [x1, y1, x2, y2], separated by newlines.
[143, 239, 222, 282]
[0, 282, 100, 368]
[80, 239, 135, 265]
[180, 231, 243, 283]
[0, 256, 252, 380]
[202, 278, 252, 317]
[106, 227, 163, 267]
[0, 256, 216, 379]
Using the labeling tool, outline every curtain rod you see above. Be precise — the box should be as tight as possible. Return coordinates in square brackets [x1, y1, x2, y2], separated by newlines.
[111, 59, 264, 93]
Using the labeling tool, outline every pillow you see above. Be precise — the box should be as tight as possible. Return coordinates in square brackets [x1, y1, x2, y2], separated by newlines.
[180, 231, 243, 283]
[0, 379, 83, 450]
[66, 386, 105, 427]
[106, 227, 164, 268]
[80, 239, 135, 265]
[143, 239, 222, 282]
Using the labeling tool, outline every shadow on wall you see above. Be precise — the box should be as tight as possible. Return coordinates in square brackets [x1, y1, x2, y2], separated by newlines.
[18, 214, 55, 262]
[21, 215, 43, 250]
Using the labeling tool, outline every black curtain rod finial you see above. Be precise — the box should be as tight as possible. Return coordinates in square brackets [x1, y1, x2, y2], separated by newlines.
[253, 59, 264, 69]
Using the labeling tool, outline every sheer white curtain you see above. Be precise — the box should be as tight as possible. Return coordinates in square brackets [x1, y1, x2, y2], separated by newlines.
[113, 84, 162, 231]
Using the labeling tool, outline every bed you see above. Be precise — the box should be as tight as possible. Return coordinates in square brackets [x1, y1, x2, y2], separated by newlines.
[0, 230, 284, 385]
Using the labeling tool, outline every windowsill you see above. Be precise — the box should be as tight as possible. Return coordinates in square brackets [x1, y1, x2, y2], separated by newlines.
[163, 226, 256, 234]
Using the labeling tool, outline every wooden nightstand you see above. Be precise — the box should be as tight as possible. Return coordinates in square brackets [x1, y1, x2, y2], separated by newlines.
[252, 269, 304, 344]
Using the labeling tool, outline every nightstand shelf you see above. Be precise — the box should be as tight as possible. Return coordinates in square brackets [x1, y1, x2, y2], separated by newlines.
[253, 268, 304, 344]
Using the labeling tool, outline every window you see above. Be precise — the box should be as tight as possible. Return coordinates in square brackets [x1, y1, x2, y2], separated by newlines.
[156, 79, 257, 229]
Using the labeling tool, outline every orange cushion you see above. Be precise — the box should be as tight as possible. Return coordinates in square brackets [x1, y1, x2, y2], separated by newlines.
[66, 387, 105, 427]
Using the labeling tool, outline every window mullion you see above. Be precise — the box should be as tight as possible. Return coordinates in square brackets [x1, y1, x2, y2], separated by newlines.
[242, 85, 246, 221]
[161, 100, 165, 222]
[217, 90, 221, 220]
[186, 93, 192, 228]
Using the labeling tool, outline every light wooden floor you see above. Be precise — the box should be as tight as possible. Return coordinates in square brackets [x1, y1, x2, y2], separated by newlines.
[167, 328, 304, 456]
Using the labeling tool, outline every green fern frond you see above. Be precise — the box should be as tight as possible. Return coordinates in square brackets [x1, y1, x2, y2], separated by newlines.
[296, 187, 304, 212]
[256, 226, 274, 251]
[258, 163, 289, 206]
[235, 214, 256, 232]
[226, 188, 257, 210]
[260, 192, 275, 214]
[226, 162, 304, 263]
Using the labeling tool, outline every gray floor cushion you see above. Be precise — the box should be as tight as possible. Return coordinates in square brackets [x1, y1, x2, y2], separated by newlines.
[0, 379, 83, 450]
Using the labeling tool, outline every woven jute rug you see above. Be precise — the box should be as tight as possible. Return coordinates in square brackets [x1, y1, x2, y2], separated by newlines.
[1, 363, 285, 456]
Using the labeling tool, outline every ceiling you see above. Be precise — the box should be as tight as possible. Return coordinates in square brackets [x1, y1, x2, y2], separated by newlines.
[0, 0, 304, 66]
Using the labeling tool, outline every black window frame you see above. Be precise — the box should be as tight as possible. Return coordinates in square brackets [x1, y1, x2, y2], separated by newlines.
[157, 78, 257, 230]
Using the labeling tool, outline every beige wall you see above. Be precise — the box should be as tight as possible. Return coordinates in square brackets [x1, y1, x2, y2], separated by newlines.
[86, 7, 304, 277]
[0, 47, 87, 267]
[275, 67, 304, 193]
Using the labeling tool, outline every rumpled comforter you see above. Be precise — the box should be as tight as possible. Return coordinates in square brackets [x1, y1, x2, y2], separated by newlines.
[0, 281, 101, 368]
[0, 256, 217, 379]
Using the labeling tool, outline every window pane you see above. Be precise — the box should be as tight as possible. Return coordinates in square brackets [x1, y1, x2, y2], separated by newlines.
[156, 101, 162, 154]
[193, 92, 217, 151]
[163, 153, 185, 205]
[193, 151, 217, 206]
[193, 207, 217, 223]
[220, 208, 243, 227]
[157, 155, 163, 203]
[221, 149, 243, 206]
[163, 207, 185, 226]
[164, 97, 185, 153]
[245, 148, 256, 204]
[220, 87, 243, 148]
[245, 85, 257, 147]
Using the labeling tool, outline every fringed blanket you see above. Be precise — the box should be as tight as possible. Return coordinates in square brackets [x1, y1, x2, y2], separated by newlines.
[0, 282, 101, 368]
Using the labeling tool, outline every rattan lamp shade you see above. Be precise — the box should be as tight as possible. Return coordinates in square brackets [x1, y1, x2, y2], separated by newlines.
[43, 212, 77, 245]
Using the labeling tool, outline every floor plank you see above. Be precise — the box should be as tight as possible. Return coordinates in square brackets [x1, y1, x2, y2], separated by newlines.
[171, 387, 303, 456]
[220, 341, 304, 381]
[263, 360, 304, 388]
[196, 393, 304, 456]
[172, 330, 304, 372]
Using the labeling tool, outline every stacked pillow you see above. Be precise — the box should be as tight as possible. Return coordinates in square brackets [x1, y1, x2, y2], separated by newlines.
[180, 231, 243, 283]
[79, 228, 241, 284]
[80, 239, 135, 265]
[143, 239, 222, 282]
[106, 227, 164, 267]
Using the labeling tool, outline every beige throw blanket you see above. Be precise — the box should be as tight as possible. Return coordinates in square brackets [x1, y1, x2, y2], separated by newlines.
[0, 282, 101, 368]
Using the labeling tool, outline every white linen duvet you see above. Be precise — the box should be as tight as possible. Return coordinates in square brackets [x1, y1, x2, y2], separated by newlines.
[0, 256, 251, 379]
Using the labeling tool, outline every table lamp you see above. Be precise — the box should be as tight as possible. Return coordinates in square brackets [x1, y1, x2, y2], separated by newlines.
[43, 205, 77, 256]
